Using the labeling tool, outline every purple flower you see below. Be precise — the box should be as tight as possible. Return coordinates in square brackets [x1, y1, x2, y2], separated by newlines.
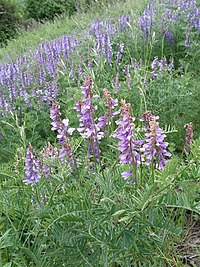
[184, 122, 193, 154]
[140, 111, 158, 130]
[168, 57, 174, 70]
[163, 29, 173, 44]
[130, 57, 138, 68]
[50, 101, 62, 132]
[142, 113, 171, 169]
[75, 77, 103, 161]
[159, 56, 167, 72]
[50, 101, 75, 144]
[121, 170, 133, 179]
[150, 56, 174, 80]
[113, 100, 143, 178]
[151, 56, 159, 69]
[24, 144, 41, 184]
[77, 64, 83, 78]
[50, 101, 75, 169]
[152, 68, 158, 80]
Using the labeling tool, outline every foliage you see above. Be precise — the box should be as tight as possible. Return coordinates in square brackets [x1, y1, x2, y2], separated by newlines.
[25, 0, 77, 21]
[0, 0, 21, 46]
[0, 139, 200, 265]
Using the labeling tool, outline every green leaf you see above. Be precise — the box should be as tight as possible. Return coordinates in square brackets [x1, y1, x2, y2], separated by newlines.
[3, 263, 12, 267]
[20, 247, 39, 266]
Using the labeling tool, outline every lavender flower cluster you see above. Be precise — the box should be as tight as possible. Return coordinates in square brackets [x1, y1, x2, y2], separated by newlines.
[0, 0, 197, 115]
[1, 0, 198, 115]
[137, 0, 200, 45]
[150, 56, 174, 80]
[113, 56, 174, 92]
[24, 101, 76, 184]
[113, 100, 143, 179]
[24, 78, 173, 185]
[24, 143, 58, 184]
[75, 77, 103, 161]
[0, 35, 79, 115]
[0, 16, 130, 115]
[113, 104, 172, 179]
[141, 111, 172, 169]
[50, 101, 75, 167]
[75, 78, 118, 161]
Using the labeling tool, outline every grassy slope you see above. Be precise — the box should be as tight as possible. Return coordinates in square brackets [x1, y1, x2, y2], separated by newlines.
[0, 0, 200, 266]
[0, 0, 145, 61]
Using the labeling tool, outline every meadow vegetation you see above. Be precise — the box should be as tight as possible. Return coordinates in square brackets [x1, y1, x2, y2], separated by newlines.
[0, 0, 200, 266]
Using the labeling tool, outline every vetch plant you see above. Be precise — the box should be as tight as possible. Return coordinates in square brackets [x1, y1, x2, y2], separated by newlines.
[50, 100, 76, 171]
[1, 1, 200, 265]
[24, 144, 42, 184]
[113, 100, 143, 180]
[141, 111, 171, 170]
[75, 77, 104, 162]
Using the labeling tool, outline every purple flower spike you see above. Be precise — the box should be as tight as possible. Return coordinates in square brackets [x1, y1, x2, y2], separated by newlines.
[169, 57, 174, 70]
[50, 101, 76, 169]
[50, 101, 75, 144]
[151, 56, 159, 69]
[142, 112, 171, 170]
[50, 101, 62, 132]
[184, 122, 193, 154]
[163, 29, 173, 44]
[113, 100, 143, 177]
[75, 77, 103, 161]
[24, 144, 41, 184]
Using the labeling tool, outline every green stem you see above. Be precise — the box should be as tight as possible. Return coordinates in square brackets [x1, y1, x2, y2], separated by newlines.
[151, 161, 155, 183]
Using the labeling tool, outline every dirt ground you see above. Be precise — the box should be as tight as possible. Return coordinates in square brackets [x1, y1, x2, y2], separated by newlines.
[175, 218, 200, 266]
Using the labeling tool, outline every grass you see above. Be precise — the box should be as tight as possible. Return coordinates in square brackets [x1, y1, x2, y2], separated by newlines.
[0, 0, 200, 266]
[0, 0, 145, 61]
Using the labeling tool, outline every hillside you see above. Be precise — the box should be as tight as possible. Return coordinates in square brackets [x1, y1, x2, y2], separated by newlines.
[0, 0, 200, 266]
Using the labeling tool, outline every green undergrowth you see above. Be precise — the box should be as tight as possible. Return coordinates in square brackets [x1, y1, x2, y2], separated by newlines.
[0, 140, 200, 266]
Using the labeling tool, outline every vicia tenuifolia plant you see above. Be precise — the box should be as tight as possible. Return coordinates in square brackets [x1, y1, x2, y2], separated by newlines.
[24, 78, 173, 185]
[113, 106, 171, 181]
[75, 77, 103, 162]
[97, 88, 118, 129]
[113, 99, 143, 179]
[24, 143, 59, 184]
[141, 111, 172, 170]
[50, 100, 76, 169]
[136, 0, 200, 46]
[24, 144, 42, 184]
